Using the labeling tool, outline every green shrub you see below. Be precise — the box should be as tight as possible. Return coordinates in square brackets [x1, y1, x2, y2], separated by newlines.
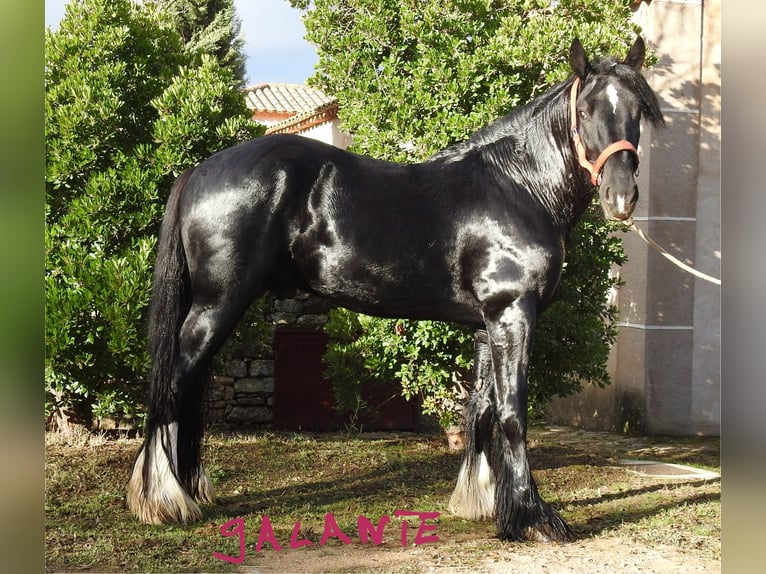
[324, 310, 474, 428]
[45, 0, 261, 428]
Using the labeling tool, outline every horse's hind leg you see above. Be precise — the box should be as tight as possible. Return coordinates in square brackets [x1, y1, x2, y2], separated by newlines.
[127, 292, 257, 524]
[449, 330, 496, 519]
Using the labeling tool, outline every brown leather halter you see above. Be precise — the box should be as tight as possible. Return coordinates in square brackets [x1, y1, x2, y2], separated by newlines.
[570, 76, 639, 186]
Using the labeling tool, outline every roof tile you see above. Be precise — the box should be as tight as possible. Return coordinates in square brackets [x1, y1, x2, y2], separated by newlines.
[243, 83, 336, 115]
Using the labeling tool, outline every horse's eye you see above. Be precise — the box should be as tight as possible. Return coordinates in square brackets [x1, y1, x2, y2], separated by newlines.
[579, 110, 588, 121]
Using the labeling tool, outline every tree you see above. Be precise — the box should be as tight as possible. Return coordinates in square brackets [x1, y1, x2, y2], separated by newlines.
[294, 0, 641, 424]
[159, 0, 247, 82]
[45, 0, 261, 430]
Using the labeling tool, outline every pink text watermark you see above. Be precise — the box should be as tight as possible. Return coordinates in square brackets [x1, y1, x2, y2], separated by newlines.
[213, 510, 440, 564]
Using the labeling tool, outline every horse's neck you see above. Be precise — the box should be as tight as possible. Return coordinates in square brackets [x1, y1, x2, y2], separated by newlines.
[482, 90, 593, 232]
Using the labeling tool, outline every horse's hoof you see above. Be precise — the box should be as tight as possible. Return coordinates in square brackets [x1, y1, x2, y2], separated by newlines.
[522, 524, 575, 543]
[497, 517, 575, 543]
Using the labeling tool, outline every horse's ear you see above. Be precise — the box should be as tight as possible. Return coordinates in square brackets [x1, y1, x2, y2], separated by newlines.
[569, 38, 588, 78]
[624, 36, 646, 70]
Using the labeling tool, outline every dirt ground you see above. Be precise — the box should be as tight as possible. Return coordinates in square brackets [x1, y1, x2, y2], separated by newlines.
[238, 425, 720, 574]
[243, 535, 719, 574]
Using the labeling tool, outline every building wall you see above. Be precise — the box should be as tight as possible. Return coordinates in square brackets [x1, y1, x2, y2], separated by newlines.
[548, 0, 720, 436]
[298, 119, 353, 149]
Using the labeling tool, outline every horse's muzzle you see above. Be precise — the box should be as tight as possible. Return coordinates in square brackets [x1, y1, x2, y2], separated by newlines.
[601, 182, 638, 221]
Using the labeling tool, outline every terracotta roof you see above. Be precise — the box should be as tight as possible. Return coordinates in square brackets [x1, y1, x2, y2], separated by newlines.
[265, 102, 339, 135]
[243, 82, 340, 136]
[243, 83, 336, 116]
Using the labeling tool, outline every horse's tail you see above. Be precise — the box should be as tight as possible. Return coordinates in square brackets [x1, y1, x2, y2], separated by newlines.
[128, 167, 212, 524]
[145, 167, 194, 431]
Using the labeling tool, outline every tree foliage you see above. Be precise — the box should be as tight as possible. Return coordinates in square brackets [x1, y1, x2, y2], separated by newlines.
[297, 0, 644, 162]
[295, 0, 640, 423]
[158, 0, 247, 82]
[45, 0, 261, 428]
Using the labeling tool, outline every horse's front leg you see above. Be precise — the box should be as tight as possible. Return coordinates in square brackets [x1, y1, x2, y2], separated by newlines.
[484, 293, 573, 542]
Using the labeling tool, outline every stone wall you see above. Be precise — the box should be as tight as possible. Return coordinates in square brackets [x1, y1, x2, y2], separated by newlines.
[207, 292, 334, 428]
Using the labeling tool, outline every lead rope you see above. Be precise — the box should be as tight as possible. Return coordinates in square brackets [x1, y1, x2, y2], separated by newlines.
[625, 219, 721, 286]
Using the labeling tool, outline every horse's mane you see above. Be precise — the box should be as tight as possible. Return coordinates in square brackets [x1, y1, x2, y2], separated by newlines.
[428, 56, 663, 164]
[425, 78, 572, 166]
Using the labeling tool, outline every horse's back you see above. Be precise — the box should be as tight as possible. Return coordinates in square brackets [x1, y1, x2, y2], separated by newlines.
[181, 134, 415, 212]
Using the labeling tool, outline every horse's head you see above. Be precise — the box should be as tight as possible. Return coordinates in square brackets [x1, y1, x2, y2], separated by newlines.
[569, 37, 664, 221]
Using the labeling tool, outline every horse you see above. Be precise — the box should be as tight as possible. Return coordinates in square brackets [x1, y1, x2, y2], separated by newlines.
[127, 37, 664, 542]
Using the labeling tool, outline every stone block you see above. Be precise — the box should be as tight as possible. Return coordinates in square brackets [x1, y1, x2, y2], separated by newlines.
[234, 378, 260, 393]
[250, 406, 273, 423]
[645, 329, 693, 435]
[297, 314, 328, 328]
[275, 299, 304, 314]
[225, 359, 248, 378]
[254, 377, 274, 394]
[273, 312, 297, 325]
[235, 396, 266, 406]
[226, 405, 273, 424]
[231, 377, 275, 395]
[225, 342, 261, 359]
[249, 360, 275, 378]
[209, 385, 226, 401]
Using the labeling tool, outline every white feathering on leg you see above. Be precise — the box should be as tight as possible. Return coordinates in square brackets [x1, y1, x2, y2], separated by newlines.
[448, 451, 496, 520]
[126, 423, 203, 525]
[477, 451, 492, 489]
[474, 451, 496, 518]
[193, 464, 216, 505]
[448, 457, 472, 516]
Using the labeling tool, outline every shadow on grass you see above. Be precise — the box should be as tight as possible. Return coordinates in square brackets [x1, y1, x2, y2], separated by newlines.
[530, 444, 613, 470]
[203, 445, 461, 522]
[570, 476, 720, 508]
[200, 431, 719, 548]
[570, 489, 720, 538]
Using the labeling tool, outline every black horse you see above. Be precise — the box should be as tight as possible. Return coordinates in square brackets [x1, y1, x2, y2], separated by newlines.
[127, 38, 663, 542]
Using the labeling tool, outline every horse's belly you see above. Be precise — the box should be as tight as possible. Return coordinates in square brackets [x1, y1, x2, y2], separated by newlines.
[296, 246, 481, 324]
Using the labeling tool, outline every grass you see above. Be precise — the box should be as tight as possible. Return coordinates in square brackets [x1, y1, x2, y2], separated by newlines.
[45, 425, 720, 572]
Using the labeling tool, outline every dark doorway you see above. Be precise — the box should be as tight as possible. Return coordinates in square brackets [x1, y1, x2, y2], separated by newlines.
[272, 329, 419, 431]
